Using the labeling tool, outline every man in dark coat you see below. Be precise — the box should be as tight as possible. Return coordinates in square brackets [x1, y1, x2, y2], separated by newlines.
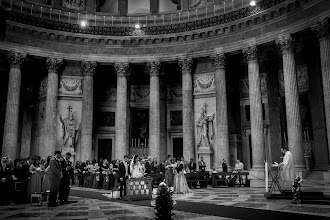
[118, 155, 130, 199]
[0, 156, 11, 205]
[48, 151, 62, 207]
[59, 152, 72, 204]
[144, 156, 152, 174]
[188, 158, 197, 172]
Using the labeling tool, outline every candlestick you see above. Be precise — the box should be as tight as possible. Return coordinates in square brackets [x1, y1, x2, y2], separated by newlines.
[59, 10, 61, 21]
[103, 16, 105, 26]
[85, 14, 87, 23]
[224, 2, 226, 14]
[30, 5, 33, 16]
[68, 12, 71, 22]
[232, 0, 234, 11]
[162, 15, 164, 25]
[94, 15, 96, 26]
[20, 2, 23, 13]
[50, 8, 52, 19]
[171, 14, 172, 24]
[214, 5, 216, 16]
[40, 7, 42, 18]
[138, 16, 139, 25]
[112, 16, 113, 27]
[129, 17, 130, 27]
[179, 12, 180, 23]
[154, 16, 156, 26]
[121, 17, 122, 27]
[146, 16, 147, 26]
[196, 9, 198, 20]
[188, 10, 189, 22]
[206, 7, 207, 18]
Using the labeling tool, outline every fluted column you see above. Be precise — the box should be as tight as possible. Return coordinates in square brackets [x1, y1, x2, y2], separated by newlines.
[114, 62, 129, 160]
[148, 61, 161, 161]
[242, 46, 265, 170]
[276, 35, 305, 169]
[311, 19, 330, 169]
[212, 52, 230, 171]
[179, 57, 195, 161]
[80, 61, 96, 161]
[2, 52, 26, 159]
[43, 57, 63, 157]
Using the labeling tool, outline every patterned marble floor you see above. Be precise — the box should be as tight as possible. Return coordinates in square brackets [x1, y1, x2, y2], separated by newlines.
[0, 196, 235, 220]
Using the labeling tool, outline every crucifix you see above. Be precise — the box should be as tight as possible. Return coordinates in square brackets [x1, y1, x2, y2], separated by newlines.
[203, 103, 208, 112]
[67, 105, 72, 115]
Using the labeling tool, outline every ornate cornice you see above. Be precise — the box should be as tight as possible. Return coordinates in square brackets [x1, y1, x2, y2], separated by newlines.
[114, 62, 130, 77]
[242, 46, 258, 62]
[147, 61, 161, 77]
[8, 51, 26, 68]
[276, 34, 295, 54]
[311, 18, 329, 40]
[178, 58, 193, 73]
[81, 61, 97, 76]
[46, 57, 63, 73]
[212, 53, 226, 70]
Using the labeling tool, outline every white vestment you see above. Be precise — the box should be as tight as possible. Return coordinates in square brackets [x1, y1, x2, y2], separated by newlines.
[281, 151, 295, 190]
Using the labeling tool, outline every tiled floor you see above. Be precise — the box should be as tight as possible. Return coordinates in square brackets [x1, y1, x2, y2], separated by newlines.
[0, 181, 329, 220]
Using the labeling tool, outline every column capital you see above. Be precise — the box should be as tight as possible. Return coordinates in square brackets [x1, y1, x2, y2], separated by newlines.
[211, 53, 226, 70]
[242, 45, 258, 62]
[178, 57, 193, 73]
[147, 60, 161, 76]
[8, 51, 27, 68]
[276, 34, 294, 54]
[81, 61, 97, 76]
[311, 19, 329, 40]
[114, 62, 130, 77]
[46, 57, 63, 73]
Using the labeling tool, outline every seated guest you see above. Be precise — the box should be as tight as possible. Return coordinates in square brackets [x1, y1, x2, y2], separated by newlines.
[198, 157, 206, 172]
[234, 159, 244, 185]
[0, 157, 11, 205]
[188, 158, 196, 172]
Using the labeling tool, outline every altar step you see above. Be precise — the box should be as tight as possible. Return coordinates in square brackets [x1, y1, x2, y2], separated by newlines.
[265, 190, 330, 204]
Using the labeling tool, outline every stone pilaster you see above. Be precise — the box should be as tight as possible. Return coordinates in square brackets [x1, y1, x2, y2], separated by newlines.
[80, 61, 96, 161]
[2, 51, 26, 159]
[212, 53, 230, 171]
[242, 46, 265, 170]
[311, 19, 330, 169]
[148, 60, 161, 161]
[43, 57, 63, 157]
[179, 57, 195, 161]
[276, 35, 305, 170]
[114, 62, 129, 160]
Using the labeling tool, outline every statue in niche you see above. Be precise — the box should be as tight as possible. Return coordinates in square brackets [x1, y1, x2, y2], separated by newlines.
[196, 103, 215, 149]
[60, 105, 80, 148]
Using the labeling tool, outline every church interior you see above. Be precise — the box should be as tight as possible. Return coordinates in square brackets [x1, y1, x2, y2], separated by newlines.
[0, 0, 330, 219]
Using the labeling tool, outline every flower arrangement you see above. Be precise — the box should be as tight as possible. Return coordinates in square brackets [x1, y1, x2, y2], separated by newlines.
[292, 176, 303, 204]
[154, 181, 174, 220]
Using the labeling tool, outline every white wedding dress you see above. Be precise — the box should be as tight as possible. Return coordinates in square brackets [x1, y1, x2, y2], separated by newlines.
[130, 162, 143, 178]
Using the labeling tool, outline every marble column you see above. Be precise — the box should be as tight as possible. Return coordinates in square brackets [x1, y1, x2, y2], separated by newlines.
[148, 61, 161, 161]
[179, 57, 195, 161]
[80, 61, 96, 161]
[242, 46, 265, 171]
[43, 57, 63, 157]
[311, 19, 330, 169]
[276, 35, 305, 170]
[114, 62, 129, 160]
[2, 52, 26, 159]
[212, 52, 230, 171]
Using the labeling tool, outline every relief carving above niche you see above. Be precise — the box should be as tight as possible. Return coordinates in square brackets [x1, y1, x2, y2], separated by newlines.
[194, 74, 215, 95]
[240, 73, 267, 98]
[278, 65, 309, 94]
[62, 0, 85, 10]
[39, 78, 48, 97]
[130, 86, 150, 102]
[167, 86, 182, 103]
[58, 77, 83, 96]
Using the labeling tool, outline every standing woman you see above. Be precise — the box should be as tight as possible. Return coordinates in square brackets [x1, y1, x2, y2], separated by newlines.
[27, 156, 43, 198]
[165, 155, 175, 187]
[173, 157, 192, 194]
[42, 156, 52, 193]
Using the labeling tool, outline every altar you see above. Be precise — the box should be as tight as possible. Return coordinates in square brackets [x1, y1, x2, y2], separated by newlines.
[124, 177, 153, 201]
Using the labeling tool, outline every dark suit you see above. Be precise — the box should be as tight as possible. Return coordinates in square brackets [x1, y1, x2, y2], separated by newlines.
[20, 162, 31, 203]
[188, 162, 196, 172]
[118, 161, 130, 199]
[59, 158, 72, 203]
[145, 161, 151, 174]
[48, 158, 62, 205]
[0, 163, 11, 204]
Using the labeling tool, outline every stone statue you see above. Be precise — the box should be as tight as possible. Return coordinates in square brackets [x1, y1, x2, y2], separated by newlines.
[196, 104, 215, 149]
[59, 110, 79, 148]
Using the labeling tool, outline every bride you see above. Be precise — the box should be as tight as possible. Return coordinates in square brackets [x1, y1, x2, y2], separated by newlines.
[130, 155, 144, 178]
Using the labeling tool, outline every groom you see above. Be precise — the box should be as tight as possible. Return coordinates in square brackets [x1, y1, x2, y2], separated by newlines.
[119, 155, 130, 199]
